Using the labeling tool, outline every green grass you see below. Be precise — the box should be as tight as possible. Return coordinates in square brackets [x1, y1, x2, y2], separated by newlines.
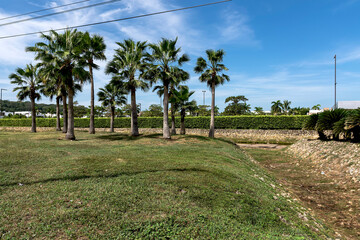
[0, 131, 332, 239]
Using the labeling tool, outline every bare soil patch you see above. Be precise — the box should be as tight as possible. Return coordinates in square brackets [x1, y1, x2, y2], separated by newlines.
[246, 147, 360, 239]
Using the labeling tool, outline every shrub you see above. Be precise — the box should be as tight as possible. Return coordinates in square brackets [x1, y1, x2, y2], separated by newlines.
[316, 109, 348, 140]
[0, 115, 309, 130]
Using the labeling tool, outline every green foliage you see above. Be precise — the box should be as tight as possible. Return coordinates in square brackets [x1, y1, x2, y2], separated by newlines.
[316, 109, 348, 132]
[141, 104, 163, 117]
[0, 115, 309, 129]
[223, 95, 251, 115]
[289, 107, 310, 115]
[303, 114, 318, 130]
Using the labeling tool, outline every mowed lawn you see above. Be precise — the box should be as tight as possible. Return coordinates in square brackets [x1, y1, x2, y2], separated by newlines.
[0, 131, 332, 239]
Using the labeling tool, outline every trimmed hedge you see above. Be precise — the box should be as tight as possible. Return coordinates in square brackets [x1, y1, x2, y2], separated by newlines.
[0, 115, 309, 129]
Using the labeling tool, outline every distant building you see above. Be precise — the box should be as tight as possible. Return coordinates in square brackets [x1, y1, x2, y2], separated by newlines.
[308, 109, 324, 115]
[334, 101, 360, 110]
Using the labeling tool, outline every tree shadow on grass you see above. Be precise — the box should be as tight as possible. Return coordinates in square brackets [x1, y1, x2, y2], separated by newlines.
[95, 133, 162, 141]
[0, 167, 209, 188]
[96, 133, 237, 147]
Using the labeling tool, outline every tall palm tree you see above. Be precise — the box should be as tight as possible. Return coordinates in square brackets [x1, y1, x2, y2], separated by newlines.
[153, 67, 190, 135]
[82, 32, 107, 134]
[148, 38, 190, 139]
[194, 49, 229, 138]
[172, 86, 195, 135]
[271, 100, 283, 115]
[27, 29, 89, 140]
[98, 83, 127, 132]
[9, 64, 43, 133]
[105, 39, 148, 136]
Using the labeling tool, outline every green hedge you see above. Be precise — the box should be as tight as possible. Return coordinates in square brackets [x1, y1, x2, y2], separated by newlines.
[0, 115, 309, 129]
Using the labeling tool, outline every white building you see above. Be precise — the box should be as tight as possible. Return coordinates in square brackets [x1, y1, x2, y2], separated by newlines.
[334, 101, 360, 110]
[308, 109, 324, 115]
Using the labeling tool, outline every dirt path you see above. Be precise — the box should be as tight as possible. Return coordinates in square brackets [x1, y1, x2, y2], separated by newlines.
[244, 147, 360, 240]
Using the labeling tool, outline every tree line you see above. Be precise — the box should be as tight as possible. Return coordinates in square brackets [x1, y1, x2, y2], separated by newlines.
[10, 29, 229, 140]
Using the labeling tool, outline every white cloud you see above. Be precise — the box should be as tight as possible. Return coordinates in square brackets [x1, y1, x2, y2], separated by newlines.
[220, 9, 259, 46]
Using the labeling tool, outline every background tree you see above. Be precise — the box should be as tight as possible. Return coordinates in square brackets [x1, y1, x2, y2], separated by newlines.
[289, 107, 310, 115]
[121, 104, 140, 117]
[147, 38, 189, 139]
[271, 100, 283, 115]
[106, 39, 148, 136]
[223, 95, 250, 115]
[283, 100, 291, 115]
[41, 80, 62, 131]
[194, 49, 229, 138]
[82, 32, 106, 134]
[312, 104, 321, 110]
[172, 86, 195, 135]
[98, 83, 127, 132]
[141, 104, 163, 117]
[254, 107, 265, 115]
[153, 68, 190, 135]
[9, 64, 43, 132]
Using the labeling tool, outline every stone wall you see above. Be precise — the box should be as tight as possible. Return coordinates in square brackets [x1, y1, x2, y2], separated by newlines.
[0, 126, 318, 142]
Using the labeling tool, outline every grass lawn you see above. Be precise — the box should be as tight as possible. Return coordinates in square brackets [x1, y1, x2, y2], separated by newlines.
[0, 131, 332, 239]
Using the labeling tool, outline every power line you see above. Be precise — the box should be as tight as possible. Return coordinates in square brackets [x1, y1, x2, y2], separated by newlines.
[0, 0, 231, 40]
[0, 0, 122, 27]
[0, 0, 91, 21]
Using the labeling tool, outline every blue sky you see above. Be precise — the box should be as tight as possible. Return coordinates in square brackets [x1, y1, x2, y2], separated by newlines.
[0, 0, 360, 111]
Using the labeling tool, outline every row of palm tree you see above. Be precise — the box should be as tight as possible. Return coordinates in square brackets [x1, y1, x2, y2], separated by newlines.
[10, 29, 229, 140]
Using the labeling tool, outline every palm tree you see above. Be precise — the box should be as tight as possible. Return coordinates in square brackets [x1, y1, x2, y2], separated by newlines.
[41, 79, 62, 131]
[9, 64, 43, 133]
[82, 32, 107, 135]
[254, 107, 265, 115]
[271, 100, 283, 115]
[98, 83, 127, 132]
[283, 100, 291, 115]
[172, 86, 195, 135]
[194, 49, 229, 138]
[148, 38, 190, 139]
[105, 39, 148, 136]
[27, 29, 89, 140]
[312, 104, 321, 110]
[153, 67, 190, 135]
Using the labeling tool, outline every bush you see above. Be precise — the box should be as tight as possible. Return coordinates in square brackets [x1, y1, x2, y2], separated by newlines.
[0, 116, 309, 129]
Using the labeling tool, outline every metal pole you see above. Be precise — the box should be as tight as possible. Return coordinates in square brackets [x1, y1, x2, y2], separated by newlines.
[334, 55, 337, 109]
[202, 90, 206, 105]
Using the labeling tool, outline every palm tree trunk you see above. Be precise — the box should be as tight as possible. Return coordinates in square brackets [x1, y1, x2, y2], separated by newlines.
[56, 96, 61, 131]
[130, 87, 139, 136]
[89, 64, 95, 134]
[209, 81, 215, 138]
[171, 102, 176, 135]
[30, 96, 36, 133]
[65, 88, 76, 140]
[62, 94, 67, 133]
[110, 106, 115, 133]
[180, 108, 185, 135]
[163, 83, 171, 139]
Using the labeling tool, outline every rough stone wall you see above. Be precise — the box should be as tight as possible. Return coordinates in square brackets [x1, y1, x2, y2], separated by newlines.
[287, 139, 360, 183]
[0, 126, 318, 142]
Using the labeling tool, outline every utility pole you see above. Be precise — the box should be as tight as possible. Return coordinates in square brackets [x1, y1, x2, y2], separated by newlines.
[0, 89, 7, 116]
[334, 55, 337, 109]
[202, 90, 206, 105]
